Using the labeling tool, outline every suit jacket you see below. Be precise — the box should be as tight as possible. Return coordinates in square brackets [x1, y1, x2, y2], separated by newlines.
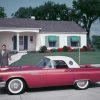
[0, 50, 10, 66]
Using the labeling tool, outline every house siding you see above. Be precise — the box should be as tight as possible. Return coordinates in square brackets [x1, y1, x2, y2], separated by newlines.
[39, 32, 87, 50]
[0, 32, 14, 50]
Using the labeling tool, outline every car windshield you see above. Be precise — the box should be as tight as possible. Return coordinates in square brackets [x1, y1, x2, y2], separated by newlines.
[36, 57, 52, 68]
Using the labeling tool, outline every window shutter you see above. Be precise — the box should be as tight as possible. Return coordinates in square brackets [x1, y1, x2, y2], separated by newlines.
[79, 36, 81, 47]
[56, 36, 59, 47]
[67, 36, 71, 46]
[45, 36, 49, 47]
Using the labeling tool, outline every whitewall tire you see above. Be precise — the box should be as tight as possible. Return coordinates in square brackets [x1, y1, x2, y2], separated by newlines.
[75, 80, 89, 90]
[6, 78, 25, 94]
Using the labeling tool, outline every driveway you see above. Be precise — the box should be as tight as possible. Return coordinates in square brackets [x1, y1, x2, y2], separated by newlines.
[0, 83, 100, 100]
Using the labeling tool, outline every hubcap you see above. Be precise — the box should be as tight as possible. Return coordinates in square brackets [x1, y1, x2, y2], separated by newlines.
[76, 80, 89, 89]
[78, 80, 87, 87]
[8, 79, 23, 94]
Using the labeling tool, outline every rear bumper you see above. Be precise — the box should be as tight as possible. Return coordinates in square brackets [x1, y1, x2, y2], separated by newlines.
[0, 82, 6, 88]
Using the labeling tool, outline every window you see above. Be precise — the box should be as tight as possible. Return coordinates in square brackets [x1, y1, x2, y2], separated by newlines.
[49, 41, 56, 47]
[71, 36, 80, 47]
[30, 36, 33, 42]
[45, 36, 59, 47]
[68, 36, 80, 47]
[36, 58, 52, 68]
[53, 60, 68, 69]
[48, 36, 57, 47]
[71, 41, 79, 47]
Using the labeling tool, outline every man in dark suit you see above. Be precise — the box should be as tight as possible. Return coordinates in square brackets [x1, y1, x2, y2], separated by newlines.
[0, 44, 11, 67]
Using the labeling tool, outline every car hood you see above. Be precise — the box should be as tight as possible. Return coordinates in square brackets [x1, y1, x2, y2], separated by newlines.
[0, 65, 41, 72]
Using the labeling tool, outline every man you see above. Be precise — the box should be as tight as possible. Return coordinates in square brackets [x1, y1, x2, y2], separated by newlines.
[0, 44, 11, 67]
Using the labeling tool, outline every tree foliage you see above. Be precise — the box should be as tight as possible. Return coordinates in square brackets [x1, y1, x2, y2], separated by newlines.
[72, 0, 100, 39]
[12, 1, 70, 21]
[11, 7, 33, 18]
[0, 7, 6, 18]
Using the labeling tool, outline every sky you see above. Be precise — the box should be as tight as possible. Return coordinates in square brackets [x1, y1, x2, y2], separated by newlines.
[0, 0, 73, 17]
[0, 0, 100, 36]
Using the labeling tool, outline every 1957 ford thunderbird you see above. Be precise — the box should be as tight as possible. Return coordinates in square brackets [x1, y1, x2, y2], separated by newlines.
[0, 56, 100, 94]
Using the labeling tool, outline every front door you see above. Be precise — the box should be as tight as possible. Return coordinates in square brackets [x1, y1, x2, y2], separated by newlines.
[13, 35, 17, 50]
[24, 36, 28, 50]
[19, 36, 28, 50]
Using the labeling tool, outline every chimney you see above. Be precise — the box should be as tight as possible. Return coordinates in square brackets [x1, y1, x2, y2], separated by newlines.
[31, 16, 35, 20]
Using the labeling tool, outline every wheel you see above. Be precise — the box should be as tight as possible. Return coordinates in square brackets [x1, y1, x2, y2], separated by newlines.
[75, 80, 89, 90]
[6, 78, 25, 95]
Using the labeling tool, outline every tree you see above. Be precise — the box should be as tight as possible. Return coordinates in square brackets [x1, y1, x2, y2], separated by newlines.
[12, 7, 33, 18]
[12, 1, 70, 21]
[0, 7, 6, 18]
[72, 0, 100, 40]
[34, 1, 69, 20]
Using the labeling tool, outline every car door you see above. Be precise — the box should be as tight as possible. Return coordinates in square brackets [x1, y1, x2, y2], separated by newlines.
[45, 60, 74, 87]
[28, 58, 52, 88]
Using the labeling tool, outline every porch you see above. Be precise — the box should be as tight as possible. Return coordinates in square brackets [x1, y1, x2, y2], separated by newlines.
[0, 28, 41, 51]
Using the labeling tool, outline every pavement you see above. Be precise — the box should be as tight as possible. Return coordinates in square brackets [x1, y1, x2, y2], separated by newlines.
[0, 83, 100, 100]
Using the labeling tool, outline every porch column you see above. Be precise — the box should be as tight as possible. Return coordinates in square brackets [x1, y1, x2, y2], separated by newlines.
[36, 33, 41, 51]
[17, 33, 20, 51]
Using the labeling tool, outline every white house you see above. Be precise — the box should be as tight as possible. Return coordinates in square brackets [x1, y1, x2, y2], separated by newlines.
[0, 18, 87, 51]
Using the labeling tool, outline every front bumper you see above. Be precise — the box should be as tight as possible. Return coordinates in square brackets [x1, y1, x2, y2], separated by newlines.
[0, 82, 6, 88]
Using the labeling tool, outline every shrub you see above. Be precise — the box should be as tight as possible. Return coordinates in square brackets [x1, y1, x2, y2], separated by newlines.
[58, 48, 63, 52]
[82, 45, 93, 52]
[63, 46, 68, 52]
[80, 48, 84, 52]
[51, 49, 58, 52]
[67, 46, 72, 52]
[39, 46, 47, 53]
[73, 49, 79, 52]
[63, 46, 72, 52]
[83, 46, 88, 51]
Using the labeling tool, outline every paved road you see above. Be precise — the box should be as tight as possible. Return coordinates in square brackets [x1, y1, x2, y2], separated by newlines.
[0, 83, 100, 100]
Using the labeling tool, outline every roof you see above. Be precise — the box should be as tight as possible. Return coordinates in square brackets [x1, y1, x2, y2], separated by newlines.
[45, 56, 71, 61]
[45, 56, 80, 68]
[0, 18, 86, 32]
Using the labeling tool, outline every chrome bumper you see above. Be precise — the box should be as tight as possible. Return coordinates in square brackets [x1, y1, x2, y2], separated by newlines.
[0, 82, 6, 88]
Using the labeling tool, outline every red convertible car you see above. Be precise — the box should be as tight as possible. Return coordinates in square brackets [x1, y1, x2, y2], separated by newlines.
[0, 56, 100, 95]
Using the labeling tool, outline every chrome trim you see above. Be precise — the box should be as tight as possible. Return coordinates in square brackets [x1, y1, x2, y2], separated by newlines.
[0, 82, 6, 88]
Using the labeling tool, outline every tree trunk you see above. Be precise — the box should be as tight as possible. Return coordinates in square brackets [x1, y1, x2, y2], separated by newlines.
[86, 28, 91, 45]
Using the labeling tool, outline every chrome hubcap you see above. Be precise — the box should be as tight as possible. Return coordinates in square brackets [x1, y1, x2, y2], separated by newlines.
[10, 80, 21, 91]
[78, 80, 87, 87]
[8, 79, 23, 94]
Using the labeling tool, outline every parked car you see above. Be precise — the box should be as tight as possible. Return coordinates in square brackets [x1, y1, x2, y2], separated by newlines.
[0, 56, 100, 95]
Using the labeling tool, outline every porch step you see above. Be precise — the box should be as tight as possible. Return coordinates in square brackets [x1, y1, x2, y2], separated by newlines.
[9, 52, 27, 65]
[18, 50, 27, 53]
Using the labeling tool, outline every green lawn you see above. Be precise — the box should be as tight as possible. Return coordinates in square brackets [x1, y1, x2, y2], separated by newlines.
[10, 51, 100, 66]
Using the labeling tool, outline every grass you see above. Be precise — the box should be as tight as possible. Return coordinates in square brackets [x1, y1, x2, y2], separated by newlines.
[10, 51, 100, 66]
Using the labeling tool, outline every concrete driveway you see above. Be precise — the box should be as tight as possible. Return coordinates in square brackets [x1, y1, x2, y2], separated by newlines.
[0, 83, 100, 100]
